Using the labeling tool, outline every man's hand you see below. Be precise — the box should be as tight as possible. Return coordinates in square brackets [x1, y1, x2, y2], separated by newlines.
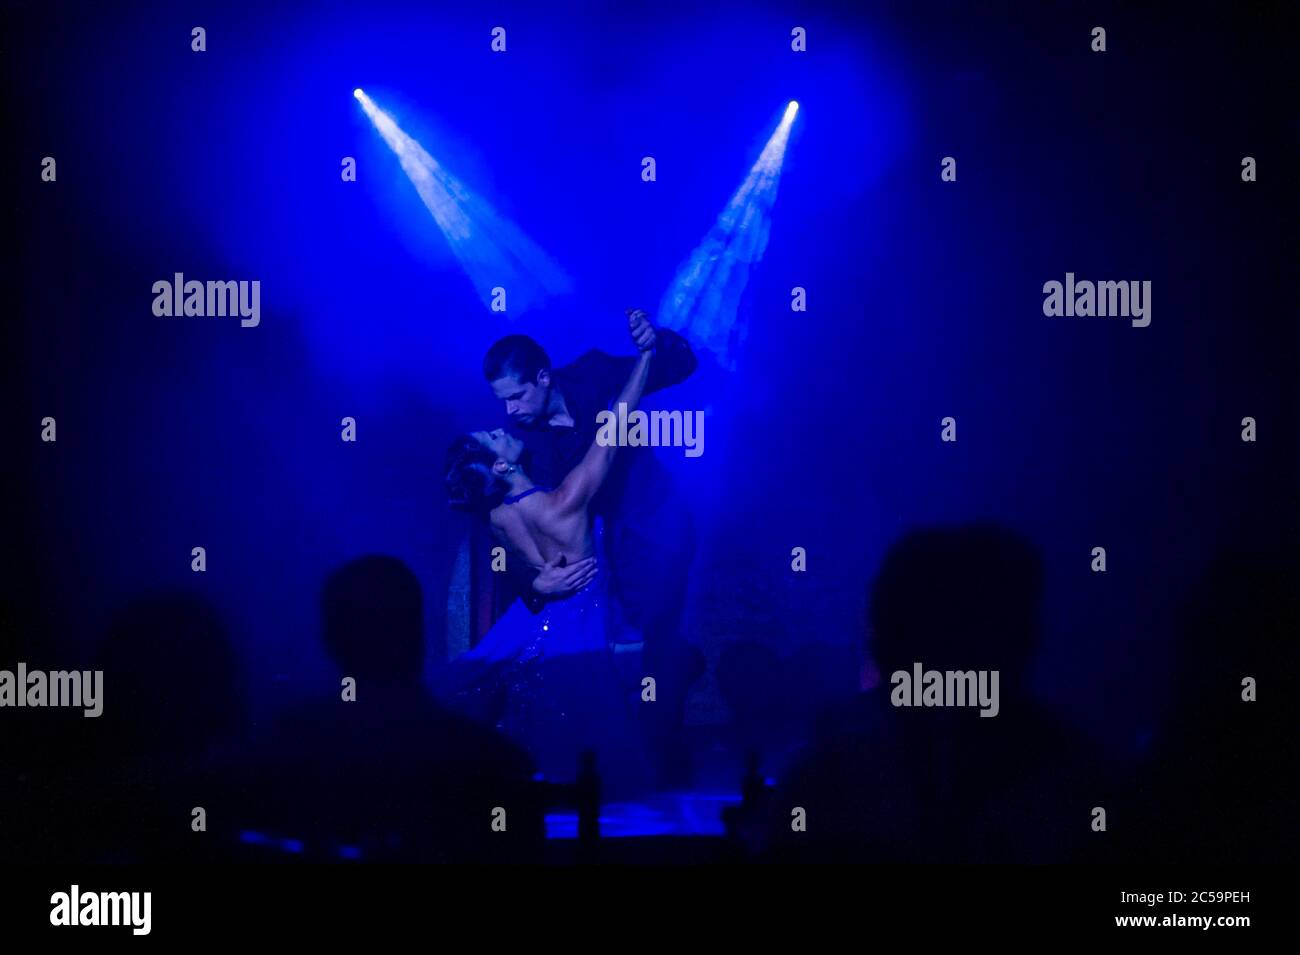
[627, 308, 657, 352]
[532, 556, 598, 596]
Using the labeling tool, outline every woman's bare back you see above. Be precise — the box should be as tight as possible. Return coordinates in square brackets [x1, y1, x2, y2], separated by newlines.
[490, 492, 594, 574]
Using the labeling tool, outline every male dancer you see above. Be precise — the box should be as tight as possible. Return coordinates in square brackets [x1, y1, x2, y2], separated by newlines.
[482, 310, 701, 785]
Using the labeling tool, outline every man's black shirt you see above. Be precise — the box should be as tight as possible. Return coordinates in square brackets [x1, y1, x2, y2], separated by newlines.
[502, 329, 698, 615]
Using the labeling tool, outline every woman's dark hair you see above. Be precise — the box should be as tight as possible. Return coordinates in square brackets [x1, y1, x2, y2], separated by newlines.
[444, 434, 509, 513]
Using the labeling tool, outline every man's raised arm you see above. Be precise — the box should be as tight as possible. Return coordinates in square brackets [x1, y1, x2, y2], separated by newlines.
[571, 311, 696, 403]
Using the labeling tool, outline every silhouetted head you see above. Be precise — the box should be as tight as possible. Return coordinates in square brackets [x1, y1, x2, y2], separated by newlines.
[484, 334, 553, 425]
[444, 428, 526, 513]
[868, 525, 1043, 688]
[320, 556, 424, 683]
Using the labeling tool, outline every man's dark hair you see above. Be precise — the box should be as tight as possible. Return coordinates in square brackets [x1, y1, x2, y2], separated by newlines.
[484, 334, 551, 383]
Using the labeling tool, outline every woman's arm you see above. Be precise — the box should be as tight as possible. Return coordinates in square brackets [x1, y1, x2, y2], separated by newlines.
[551, 317, 654, 515]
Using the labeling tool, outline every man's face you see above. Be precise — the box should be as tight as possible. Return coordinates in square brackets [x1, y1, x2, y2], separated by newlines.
[490, 371, 550, 426]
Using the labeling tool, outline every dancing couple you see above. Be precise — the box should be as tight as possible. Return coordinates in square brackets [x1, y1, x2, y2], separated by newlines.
[441, 309, 700, 793]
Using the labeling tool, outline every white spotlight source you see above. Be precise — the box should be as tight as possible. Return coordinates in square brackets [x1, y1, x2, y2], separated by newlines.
[353, 88, 364, 100]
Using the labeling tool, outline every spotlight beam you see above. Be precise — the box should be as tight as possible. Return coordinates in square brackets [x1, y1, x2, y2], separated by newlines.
[354, 90, 570, 313]
[657, 102, 799, 369]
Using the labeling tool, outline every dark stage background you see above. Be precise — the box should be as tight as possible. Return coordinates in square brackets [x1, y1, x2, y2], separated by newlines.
[2, 0, 1296, 864]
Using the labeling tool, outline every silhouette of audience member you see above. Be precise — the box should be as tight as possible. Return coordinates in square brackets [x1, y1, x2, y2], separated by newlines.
[241, 556, 543, 862]
[1125, 552, 1299, 863]
[0, 597, 56, 863]
[764, 525, 1104, 863]
[21, 593, 245, 862]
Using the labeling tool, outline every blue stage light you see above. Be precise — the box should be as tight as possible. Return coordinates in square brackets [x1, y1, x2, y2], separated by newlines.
[354, 91, 570, 314]
[657, 101, 800, 369]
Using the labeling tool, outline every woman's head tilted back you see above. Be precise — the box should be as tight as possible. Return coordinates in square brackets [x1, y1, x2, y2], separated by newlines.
[444, 428, 526, 513]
